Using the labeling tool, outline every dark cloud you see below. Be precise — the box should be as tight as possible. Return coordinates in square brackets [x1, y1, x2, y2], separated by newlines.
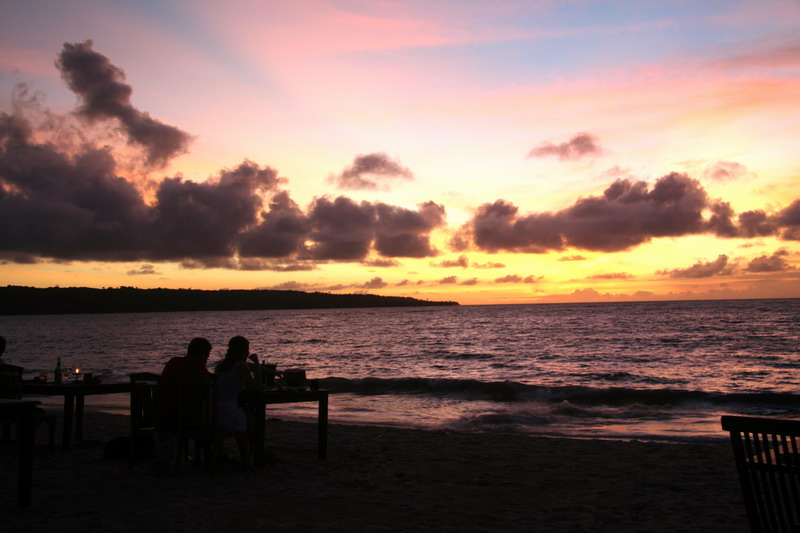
[431, 254, 469, 268]
[321, 283, 350, 291]
[777, 200, 800, 240]
[706, 202, 792, 240]
[0, 106, 443, 267]
[238, 191, 310, 258]
[656, 248, 795, 278]
[0, 252, 40, 264]
[737, 210, 778, 238]
[458, 172, 800, 254]
[151, 160, 282, 262]
[656, 255, 735, 278]
[587, 272, 634, 280]
[448, 228, 471, 252]
[268, 281, 313, 291]
[363, 258, 400, 267]
[397, 278, 428, 286]
[438, 276, 458, 284]
[271, 263, 317, 272]
[745, 249, 794, 273]
[567, 173, 709, 250]
[303, 197, 443, 261]
[360, 277, 388, 289]
[494, 274, 542, 284]
[374, 201, 445, 258]
[460, 277, 479, 285]
[472, 260, 505, 268]
[305, 196, 376, 260]
[528, 133, 602, 161]
[265, 277, 392, 291]
[235, 258, 316, 272]
[460, 173, 709, 253]
[465, 200, 565, 253]
[57, 40, 191, 166]
[0, 112, 152, 261]
[2, 43, 449, 268]
[328, 153, 414, 190]
[703, 161, 754, 182]
[179, 257, 236, 270]
[127, 264, 158, 275]
[705, 201, 739, 238]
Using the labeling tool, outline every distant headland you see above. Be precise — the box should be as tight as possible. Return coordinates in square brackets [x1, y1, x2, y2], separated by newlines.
[0, 286, 459, 315]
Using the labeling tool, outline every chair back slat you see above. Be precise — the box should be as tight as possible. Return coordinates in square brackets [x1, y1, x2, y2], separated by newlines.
[130, 382, 159, 428]
[722, 416, 800, 532]
[129, 373, 161, 429]
[174, 372, 218, 433]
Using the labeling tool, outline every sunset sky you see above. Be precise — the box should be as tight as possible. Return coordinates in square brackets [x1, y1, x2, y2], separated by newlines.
[1, 0, 798, 305]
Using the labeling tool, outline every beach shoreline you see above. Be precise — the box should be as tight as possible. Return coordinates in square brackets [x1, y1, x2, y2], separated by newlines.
[1, 409, 747, 532]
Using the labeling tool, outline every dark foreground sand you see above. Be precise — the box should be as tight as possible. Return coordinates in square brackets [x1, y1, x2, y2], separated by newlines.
[1, 410, 747, 532]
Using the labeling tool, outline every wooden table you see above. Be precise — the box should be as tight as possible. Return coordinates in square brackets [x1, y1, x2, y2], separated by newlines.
[21, 382, 132, 451]
[0, 399, 40, 507]
[242, 389, 330, 466]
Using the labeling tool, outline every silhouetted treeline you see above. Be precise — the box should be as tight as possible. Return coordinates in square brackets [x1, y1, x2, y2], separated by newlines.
[0, 286, 458, 315]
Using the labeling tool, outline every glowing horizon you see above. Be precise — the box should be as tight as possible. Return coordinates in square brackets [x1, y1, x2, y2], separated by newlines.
[1, 1, 798, 305]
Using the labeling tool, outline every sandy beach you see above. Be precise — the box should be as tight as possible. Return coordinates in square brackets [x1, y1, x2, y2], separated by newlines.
[1, 409, 747, 532]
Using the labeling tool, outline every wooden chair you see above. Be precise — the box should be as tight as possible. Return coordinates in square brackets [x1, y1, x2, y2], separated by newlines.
[172, 372, 250, 472]
[721, 415, 800, 532]
[128, 373, 161, 466]
[0, 365, 56, 449]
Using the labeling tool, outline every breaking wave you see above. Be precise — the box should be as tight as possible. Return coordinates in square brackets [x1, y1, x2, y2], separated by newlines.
[319, 376, 800, 411]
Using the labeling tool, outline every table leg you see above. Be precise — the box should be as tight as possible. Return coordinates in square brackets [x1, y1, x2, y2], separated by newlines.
[62, 393, 75, 451]
[318, 396, 328, 459]
[75, 394, 85, 441]
[253, 404, 266, 467]
[17, 405, 36, 508]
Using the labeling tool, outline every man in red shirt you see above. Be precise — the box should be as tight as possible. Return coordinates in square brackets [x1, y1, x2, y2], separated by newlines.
[160, 337, 212, 384]
[153, 337, 212, 474]
[158, 337, 212, 424]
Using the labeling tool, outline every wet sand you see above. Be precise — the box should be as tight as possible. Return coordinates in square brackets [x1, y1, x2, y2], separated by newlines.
[1, 410, 747, 532]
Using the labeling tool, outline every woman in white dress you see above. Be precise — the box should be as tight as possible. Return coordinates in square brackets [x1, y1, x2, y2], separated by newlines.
[214, 336, 261, 463]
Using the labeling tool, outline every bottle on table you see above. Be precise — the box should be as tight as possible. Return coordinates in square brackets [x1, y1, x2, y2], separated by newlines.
[54, 357, 62, 384]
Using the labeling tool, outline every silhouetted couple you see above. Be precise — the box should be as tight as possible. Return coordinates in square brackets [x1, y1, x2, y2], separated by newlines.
[155, 336, 262, 472]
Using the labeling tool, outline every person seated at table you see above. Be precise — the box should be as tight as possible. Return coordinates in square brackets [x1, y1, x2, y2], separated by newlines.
[0, 335, 54, 447]
[152, 337, 212, 474]
[157, 337, 212, 427]
[0, 335, 7, 365]
[214, 336, 262, 463]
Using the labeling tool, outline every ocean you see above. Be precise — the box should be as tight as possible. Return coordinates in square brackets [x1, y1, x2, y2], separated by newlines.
[2, 298, 798, 443]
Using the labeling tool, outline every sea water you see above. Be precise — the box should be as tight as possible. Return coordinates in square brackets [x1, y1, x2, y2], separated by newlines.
[1, 298, 798, 442]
